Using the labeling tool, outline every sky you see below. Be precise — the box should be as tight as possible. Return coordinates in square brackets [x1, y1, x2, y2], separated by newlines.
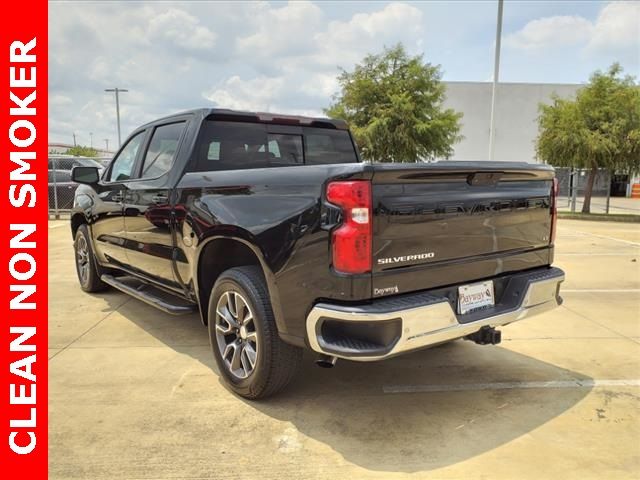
[49, 0, 640, 150]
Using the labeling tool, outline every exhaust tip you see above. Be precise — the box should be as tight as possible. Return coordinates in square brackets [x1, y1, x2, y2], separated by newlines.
[315, 355, 337, 368]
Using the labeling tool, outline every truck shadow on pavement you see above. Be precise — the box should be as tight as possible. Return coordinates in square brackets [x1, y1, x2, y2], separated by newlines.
[117, 297, 593, 474]
[254, 347, 592, 473]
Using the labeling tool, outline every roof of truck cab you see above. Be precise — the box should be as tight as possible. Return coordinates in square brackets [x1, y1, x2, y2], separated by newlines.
[140, 108, 349, 130]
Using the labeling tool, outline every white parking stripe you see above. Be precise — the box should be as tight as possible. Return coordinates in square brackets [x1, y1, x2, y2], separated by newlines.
[556, 253, 639, 256]
[383, 379, 640, 394]
[574, 230, 640, 247]
[562, 289, 640, 293]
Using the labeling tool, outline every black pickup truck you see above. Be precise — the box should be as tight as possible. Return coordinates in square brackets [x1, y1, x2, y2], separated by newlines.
[70, 108, 564, 399]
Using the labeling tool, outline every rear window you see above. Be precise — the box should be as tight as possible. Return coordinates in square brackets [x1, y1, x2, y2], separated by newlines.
[302, 128, 358, 165]
[192, 121, 357, 171]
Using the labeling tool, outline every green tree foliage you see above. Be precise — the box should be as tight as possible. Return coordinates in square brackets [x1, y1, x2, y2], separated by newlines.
[66, 145, 99, 157]
[537, 64, 640, 213]
[325, 44, 462, 162]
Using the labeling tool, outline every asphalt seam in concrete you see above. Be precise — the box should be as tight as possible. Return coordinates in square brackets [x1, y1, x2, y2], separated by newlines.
[383, 379, 640, 394]
[48, 297, 133, 361]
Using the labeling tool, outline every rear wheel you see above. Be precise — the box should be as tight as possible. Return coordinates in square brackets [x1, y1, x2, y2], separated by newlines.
[74, 224, 108, 293]
[208, 266, 302, 399]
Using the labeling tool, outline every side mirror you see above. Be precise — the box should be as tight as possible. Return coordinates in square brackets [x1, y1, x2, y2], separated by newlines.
[72, 166, 100, 185]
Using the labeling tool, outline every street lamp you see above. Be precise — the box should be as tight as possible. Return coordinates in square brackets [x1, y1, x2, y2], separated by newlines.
[105, 87, 128, 147]
[488, 0, 504, 161]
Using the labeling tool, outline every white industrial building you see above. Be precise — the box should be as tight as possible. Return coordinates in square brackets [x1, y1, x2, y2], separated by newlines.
[442, 81, 581, 163]
[443, 81, 637, 197]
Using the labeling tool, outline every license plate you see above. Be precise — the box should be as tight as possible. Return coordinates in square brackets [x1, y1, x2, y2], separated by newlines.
[458, 280, 495, 314]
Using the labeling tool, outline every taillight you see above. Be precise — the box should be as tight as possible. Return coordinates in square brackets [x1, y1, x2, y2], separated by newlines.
[550, 177, 559, 244]
[326, 180, 372, 274]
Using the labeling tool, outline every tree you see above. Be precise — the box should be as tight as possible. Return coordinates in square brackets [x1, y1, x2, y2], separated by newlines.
[66, 145, 99, 157]
[325, 44, 462, 162]
[537, 64, 640, 213]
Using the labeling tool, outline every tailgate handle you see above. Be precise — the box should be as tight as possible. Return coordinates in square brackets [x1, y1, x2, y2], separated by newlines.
[467, 172, 502, 186]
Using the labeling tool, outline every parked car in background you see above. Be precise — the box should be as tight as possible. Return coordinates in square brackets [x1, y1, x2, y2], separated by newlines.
[48, 156, 105, 211]
[95, 156, 114, 167]
[48, 155, 105, 172]
[48, 169, 78, 210]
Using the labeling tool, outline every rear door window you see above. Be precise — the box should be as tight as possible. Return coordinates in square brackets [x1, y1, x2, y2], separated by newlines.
[195, 122, 268, 171]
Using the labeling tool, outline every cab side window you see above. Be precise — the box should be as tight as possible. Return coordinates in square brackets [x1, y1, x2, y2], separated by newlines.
[106, 131, 145, 182]
[139, 122, 186, 179]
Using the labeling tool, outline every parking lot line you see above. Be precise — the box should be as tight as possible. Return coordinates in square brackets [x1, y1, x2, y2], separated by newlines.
[556, 253, 638, 256]
[383, 379, 640, 394]
[572, 230, 640, 247]
[561, 289, 640, 293]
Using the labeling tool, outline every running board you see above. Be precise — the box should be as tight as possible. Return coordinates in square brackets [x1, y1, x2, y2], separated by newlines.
[101, 274, 197, 315]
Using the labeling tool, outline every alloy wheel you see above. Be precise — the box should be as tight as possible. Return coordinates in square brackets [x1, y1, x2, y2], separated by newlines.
[214, 291, 258, 379]
[76, 235, 90, 285]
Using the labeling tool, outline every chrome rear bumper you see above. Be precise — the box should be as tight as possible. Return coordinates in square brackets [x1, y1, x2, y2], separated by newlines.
[306, 267, 564, 361]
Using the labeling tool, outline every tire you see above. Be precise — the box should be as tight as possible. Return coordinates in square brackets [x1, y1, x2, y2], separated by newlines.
[74, 224, 108, 293]
[208, 266, 302, 399]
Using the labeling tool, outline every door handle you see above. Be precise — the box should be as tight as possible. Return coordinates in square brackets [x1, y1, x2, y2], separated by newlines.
[152, 194, 169, 204]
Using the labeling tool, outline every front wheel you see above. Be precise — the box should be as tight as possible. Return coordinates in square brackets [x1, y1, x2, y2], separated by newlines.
[74, 224, 108, 293]
[208, 266, 302, 399]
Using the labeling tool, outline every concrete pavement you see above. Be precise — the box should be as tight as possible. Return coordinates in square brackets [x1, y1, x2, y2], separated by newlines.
[49, 219, 640, 479]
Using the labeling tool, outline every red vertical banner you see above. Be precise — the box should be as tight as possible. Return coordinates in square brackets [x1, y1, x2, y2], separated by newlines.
[1, 0, 48, 477]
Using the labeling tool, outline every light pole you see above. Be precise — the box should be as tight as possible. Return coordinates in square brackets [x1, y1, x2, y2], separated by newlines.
[90, 132, 93, 148]
[488, 0, 504, 161]
[104, 138, 109, 151]
[105, 87, 128, 147]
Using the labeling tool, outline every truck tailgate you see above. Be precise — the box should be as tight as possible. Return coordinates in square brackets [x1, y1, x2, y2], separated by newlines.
[371, 162, 555, 296]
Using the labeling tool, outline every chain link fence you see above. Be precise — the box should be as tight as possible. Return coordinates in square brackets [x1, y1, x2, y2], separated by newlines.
[48, 160, 77, 219]
[554, 167, 636, 214]
[48, 156, 110, 219]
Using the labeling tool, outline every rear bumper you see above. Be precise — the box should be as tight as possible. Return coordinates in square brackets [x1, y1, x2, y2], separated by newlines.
[306, 267, 564, 361]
